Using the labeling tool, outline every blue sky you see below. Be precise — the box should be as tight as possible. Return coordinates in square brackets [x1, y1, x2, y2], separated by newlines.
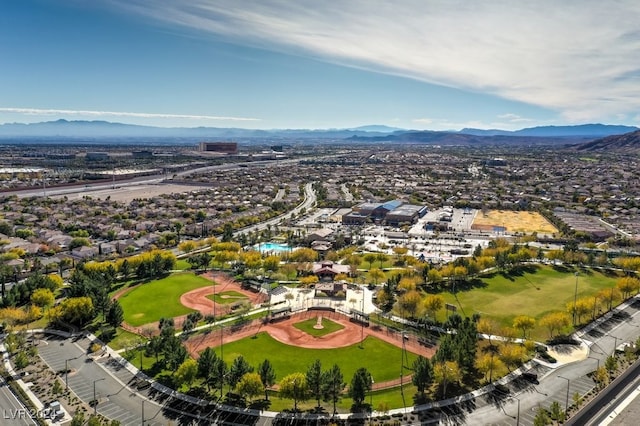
[1, 0, 639, 131]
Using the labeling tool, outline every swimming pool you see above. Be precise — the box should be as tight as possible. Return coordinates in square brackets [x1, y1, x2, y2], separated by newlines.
[255, 242, 292, 253]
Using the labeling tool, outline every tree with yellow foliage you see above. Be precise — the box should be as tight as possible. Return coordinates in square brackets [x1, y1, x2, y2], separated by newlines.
[539, 311, 570, 338]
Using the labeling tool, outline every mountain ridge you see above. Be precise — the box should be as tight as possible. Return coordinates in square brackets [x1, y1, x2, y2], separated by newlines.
[575, 129, 640, 152]
[0, 119, 637, 143]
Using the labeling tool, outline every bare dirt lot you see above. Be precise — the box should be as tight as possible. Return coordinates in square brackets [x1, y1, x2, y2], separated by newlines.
[55, 183, 204, 203]
[472, 209, 558, 234]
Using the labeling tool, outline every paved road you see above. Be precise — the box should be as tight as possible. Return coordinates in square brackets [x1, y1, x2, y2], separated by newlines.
[234, 181, 316, 238]
[0, 378, 37, 425]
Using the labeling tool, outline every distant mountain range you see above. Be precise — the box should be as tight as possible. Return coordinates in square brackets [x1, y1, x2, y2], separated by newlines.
[458, 123, 638, 137]
[0, 119, 637, 146]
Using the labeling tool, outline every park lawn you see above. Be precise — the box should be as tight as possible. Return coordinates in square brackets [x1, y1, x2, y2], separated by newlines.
[119, 272, 214, 327]
[105, 328, 146, 351]
[293, 317, 345, 337]
[206, 291, 248, 304]
[219, 333, 418, 384]
[175, 259, 192, 271]
[440, 265, 622, 340]
[264, 382, 419, 413]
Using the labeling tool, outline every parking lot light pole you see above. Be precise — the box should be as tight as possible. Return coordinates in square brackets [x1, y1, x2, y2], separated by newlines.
[608, 334, 621, 356]
[512, 396, 521, 426]
[64, 358, 74, 390]
[93, 378, 105, 415]
[588, 355, 600, 371]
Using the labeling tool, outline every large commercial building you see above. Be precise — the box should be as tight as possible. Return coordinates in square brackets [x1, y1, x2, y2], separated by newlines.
[342, 200, 427, 226]
[198, 142, 238, 154]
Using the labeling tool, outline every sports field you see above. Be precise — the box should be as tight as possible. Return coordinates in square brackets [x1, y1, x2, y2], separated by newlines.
[219, 332, 417, 384]
[292, 317, 345, 337]
[441, 265, 622, 340]
[472, 210, 557, 234]
[206, 291, 248, 304]
[118, 272, 213, 326]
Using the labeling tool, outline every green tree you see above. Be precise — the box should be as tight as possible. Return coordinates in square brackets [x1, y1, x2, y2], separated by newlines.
[549, 400, 565, 422]
[258, 359, 276, 400]
[349, 367, 372, 408]
[363, 253, 377, 269]
[197, 347, 218, 392]
[146, 335, 163, 363]
[411, 356, 433, 395]
[87, 415, 101, 426]
[222, 223, 234, 242]
[14, 351, 28, 370]
[235, 372, 264, 401]
[70, 411, 85, 426]
[228, 355, 253, 389]
[306, 359, 324, 408]
[163, 336, 187, 372]
[106, 300, 124, 328]
[533, 406, 551, 426]
[175, 359, 198, 389]
[322, 364, 345, 415]
[279, 372, 308, 411]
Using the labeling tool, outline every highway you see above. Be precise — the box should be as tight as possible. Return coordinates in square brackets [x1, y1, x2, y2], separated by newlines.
[6, 158, 303, 199]
[566, 357, 640, 425]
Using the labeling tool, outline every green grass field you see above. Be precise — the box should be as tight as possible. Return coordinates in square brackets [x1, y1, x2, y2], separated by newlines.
[206, 290, 248, 304]
[440, 265, 622, 340]
[175, 259, 192, 271]
[265, 381, 418, 413]
[119, 272, 213, 326]
[292, 317, 345, 337]
[219, 332, 417, 384]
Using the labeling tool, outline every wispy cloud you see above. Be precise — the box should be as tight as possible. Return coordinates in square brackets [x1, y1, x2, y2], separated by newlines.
[497, 113, 535, 124]
[112, 0, 640, 123]
[0, 107, 260, 122]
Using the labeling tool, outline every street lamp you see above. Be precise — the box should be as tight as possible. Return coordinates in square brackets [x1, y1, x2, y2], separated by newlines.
[93, 378, 105, 415]
[141, 399, 145, 426]
[557, 375, 570, 417]
[572, 272, 579, 326]
[588, 355, 600, 371]
[511, 396, 521, 426]
[609, 334, 621, 356]
[64, 357, 75, 390]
